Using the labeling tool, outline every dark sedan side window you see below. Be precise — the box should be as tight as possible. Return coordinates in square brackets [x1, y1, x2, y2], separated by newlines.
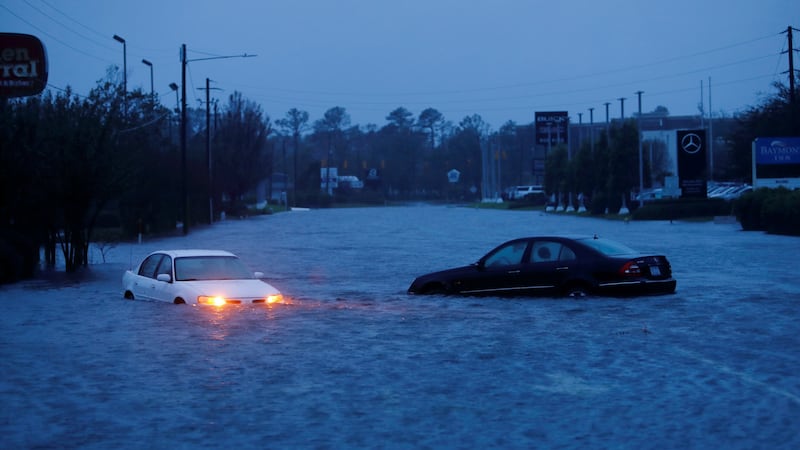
[484, 241, 529, 267]
[530, 241, 576, 263]
[138, 254, 164, 279]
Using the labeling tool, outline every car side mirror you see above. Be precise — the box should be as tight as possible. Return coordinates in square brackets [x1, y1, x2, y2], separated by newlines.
[473, 261, 485, 271]
[254, 271, 264, 278]
[156, 273, 172, 283]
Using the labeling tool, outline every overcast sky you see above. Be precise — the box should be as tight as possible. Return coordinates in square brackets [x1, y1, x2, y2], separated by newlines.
[3, 0, 798, 129]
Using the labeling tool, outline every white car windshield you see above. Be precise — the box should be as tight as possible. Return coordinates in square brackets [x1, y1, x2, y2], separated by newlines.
[174, 256, 255, 281]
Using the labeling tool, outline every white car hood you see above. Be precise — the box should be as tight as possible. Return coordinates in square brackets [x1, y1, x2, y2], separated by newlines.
[182, 279, 280, 298]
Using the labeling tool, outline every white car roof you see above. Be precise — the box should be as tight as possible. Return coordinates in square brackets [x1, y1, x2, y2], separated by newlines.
[151, 249, 237, 258]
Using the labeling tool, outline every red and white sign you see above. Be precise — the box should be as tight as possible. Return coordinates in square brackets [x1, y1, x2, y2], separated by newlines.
[1, 33, 48, 98]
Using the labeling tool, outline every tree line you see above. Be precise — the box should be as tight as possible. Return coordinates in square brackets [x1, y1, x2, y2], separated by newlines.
[1, 68, 796, 279]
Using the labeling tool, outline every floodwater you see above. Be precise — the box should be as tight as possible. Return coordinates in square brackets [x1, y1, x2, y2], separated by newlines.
[2, 206, 799, 449]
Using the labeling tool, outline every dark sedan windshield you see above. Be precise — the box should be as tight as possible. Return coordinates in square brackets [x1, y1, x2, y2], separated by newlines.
[577, 238, 639, 256]
[174, 256, 254, 281]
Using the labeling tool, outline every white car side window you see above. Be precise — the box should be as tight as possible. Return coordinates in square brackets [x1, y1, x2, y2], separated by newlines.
[156, 256, 173, 278]
[138, 255, 163, 279]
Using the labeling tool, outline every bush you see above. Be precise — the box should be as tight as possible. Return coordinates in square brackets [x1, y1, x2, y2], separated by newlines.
[586, 192, 624, 215]
[632, 198, 731, 220]
[734, 188, 773, 231]
[295, 190, 333, 208]
[734, 187, 800, 235]
[334, 189, 386, 205]
[0, 228, 39, 283]
[756, 188, 800, 235]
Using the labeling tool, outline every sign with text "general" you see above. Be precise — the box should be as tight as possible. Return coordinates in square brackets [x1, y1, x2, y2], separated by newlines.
[1, 33, 48, 98]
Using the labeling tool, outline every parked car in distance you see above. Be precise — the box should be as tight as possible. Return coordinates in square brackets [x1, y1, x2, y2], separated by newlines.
[408, 236, 676, 298]
[122, 249, 283, 306]
[509, 185, 545, 201]
[707, 182, 752, 200]
[635, 188, 663, 201]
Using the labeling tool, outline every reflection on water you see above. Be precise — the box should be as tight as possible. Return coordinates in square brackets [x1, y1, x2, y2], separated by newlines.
[3, 206, 799, 449]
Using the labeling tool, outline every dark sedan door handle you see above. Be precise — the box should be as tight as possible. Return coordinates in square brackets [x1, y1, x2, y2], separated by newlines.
[507, 270, 521, 274]
[556, 266, 569, 271]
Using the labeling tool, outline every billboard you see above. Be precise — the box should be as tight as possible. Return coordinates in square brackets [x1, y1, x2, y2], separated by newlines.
[676, 129, 707, 198]
[535, 111, 569, 148]
[752, 137, 800, 189]
[0, 33, 48, 98]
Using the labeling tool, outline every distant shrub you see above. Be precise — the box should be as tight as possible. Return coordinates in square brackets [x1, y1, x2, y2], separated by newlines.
[296, 190, 332, 208]
[734, 188, 773, 231]
[0, 228, 38, 283]
[632, 198, 731, 220]
[734, 187, 800, 235]
[753, 188, 799, 235]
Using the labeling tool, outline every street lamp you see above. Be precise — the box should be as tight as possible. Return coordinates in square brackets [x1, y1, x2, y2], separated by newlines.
[169, 82, 179, 143]
[636, 90, 644, 208]
[588, 107, 595, 154]
[141, 59, 153, 96]
[112, 34, 126, 114]
[169, 82, 179, 112]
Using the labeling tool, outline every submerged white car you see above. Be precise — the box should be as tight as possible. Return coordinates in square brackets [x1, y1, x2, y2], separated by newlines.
[122, 249, 283, 306]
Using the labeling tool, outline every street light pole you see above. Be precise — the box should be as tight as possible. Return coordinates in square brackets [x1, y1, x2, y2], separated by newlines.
[169, 82, 179, 112]
[636, 90, 644, 208]
[178, 44, 256, 235]
[113, 34, 126, 115]
[168, 82, 179, 146]
[141, 59, 153, 96]
[588, 107, 595, 154]
[198, 78, 222, 224]
[181, 44, 188, 235]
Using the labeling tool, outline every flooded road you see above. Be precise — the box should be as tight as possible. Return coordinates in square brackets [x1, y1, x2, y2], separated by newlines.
[2, 206, 799, 449]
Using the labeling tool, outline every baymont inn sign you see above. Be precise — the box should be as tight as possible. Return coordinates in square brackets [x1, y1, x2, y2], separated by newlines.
[0, 33, 48, 98]
[752, 137, 800, 190]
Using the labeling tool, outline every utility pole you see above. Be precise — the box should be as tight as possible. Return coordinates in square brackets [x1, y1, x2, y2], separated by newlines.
[588, 107, 595, 154]
[618, 97, 626, 120]
[199, 78, 222, 225]
[577, 112, 583, 159]
[708, 77, 714, 181]
[604, 102, 610, 137]
[181, 44, 188, 235]
[782, 25, 798, 105]
[636, 91, 644, 208]
[178, 44, 256, 235]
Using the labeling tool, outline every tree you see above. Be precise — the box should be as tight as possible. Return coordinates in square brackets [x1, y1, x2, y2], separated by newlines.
[445, 114, 488, 198]
[313, 106, 351, 194]
[0, 67, 151, 272]
[276, 108, 310, 206]
[214, 91, 273, 212]
[728, 81, 800, 180]
[417, 107, 444, 149]
[376, 108, 426, 197]
[606, 120, 640, 209]
[386, 107, 414, 130]
[496, 121, 523, 188]
[544, 145, 569, 201]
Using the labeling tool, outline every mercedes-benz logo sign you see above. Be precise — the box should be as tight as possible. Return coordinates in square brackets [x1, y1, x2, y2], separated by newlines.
[681, 133, 702, 154]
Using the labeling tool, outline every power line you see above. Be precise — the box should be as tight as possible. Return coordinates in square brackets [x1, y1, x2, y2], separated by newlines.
[0, 4, 112, 64]
[22, 0, 118, 52]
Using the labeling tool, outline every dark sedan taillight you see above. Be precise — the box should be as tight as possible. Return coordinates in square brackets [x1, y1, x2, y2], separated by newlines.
[619, 260, 642, 276]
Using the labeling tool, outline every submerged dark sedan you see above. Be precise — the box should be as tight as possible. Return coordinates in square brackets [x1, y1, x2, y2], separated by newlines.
[408, 236, 676, 297]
